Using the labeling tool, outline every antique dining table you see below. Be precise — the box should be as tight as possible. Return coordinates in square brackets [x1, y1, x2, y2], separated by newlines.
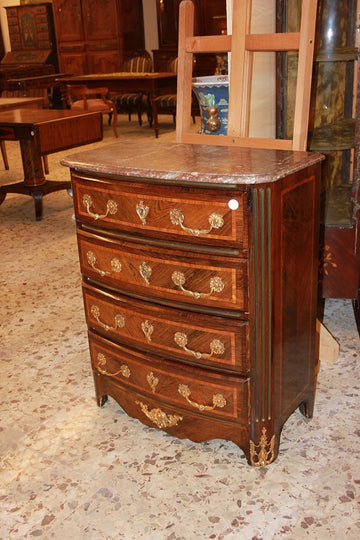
[0, 108, 102, 220]
[56, 72, 177, 137]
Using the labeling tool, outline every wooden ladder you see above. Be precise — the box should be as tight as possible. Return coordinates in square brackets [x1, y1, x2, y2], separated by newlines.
[176, 0, 318, 151]
[176, 0, 339, 363]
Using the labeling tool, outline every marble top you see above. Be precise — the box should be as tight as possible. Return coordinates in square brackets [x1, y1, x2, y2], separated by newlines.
[61, 141, 324, 186]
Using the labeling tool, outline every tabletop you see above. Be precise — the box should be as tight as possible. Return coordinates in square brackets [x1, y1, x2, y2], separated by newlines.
[61, 140, 324, 186]
[56, 72, 176, 82]
[0, 97, 44, 110]
[0, 108, 101, 127]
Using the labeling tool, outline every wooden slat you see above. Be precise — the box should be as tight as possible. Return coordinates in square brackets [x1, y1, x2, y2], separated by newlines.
[185, 35, 231, 53]
[227, 0, 252, 137]
[185, 33, 300, 54]
[245, 32, 300, 51]
[176, 0, 195, 142]
[292, 0, 318, 150]
[180, 133, 293, 150]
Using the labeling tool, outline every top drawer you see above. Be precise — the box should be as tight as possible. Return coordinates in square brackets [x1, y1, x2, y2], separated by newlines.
[71, 174, 249, 251]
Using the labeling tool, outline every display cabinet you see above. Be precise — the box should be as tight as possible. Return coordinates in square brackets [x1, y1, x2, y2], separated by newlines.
[52, 0, 145, 75]
[276, 0, 360, 331]
[153, 0, 226, 75]
[3, 2, 57, 69]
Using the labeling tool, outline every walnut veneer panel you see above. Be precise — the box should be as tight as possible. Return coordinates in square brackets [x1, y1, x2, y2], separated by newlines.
[63, 141, 323, 466]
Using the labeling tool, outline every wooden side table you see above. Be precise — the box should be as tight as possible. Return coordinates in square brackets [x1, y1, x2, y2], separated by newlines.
[0, 108, 102, 220]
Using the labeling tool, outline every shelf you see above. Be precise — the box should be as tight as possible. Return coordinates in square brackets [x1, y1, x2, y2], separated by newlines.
[315, 46, 358, 62]
[308, 118, 355, 152]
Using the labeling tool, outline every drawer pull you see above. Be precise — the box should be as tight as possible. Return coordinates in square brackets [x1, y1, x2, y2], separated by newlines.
[83, 194, 118, 220]
[141, 320, 154, 342]
[146, 371, 159, 393]
[86, 251, 122, 277]
[90, 305, 125, 331]
[136, 401, 183, 428]
[136, 200, 149, 225]
[96, 352, 130, 378]
[170, 208, 224, 236]
[178, 384, 227, 411]
[139, 262, 152, 285]
[174, 332, 225, 359]
[171, 271, 225, 299]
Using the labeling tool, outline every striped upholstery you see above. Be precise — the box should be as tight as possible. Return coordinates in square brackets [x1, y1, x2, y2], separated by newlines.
[153, 94, 177, 109]
[113, 51, 153, 126]
[125, 54, 152, 73]
[152, 57, 196, 137]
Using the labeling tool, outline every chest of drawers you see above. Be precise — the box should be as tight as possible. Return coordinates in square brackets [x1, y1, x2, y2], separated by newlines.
[62, 141, 323, 466]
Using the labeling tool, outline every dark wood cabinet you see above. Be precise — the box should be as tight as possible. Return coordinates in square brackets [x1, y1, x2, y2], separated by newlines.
[52, 0, 145, 75]
[153, 0, 226, 74]
[3, 2, 57, 69]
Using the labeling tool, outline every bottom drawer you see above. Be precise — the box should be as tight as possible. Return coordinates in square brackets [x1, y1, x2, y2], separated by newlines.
[89, 331, 250, 425]
[94, 373, 251, 455]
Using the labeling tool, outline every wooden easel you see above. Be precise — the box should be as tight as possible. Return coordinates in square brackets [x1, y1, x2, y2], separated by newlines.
[176, 0, 317, 151]
[175, 0, 339, 363]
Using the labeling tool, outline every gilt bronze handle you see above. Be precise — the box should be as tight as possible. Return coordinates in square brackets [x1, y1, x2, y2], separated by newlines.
[90, 305, 125, 332]
[174, 332, 225, 359]
[178, 384, 226, 412]
[171, 271, 224, 299]
[170, 208, 224, 236]
[83, 194, 118, 220]
[86, 251, 122, 277]
[95, 352, 130, 378]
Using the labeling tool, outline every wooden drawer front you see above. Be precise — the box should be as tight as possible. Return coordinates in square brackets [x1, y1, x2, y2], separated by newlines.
[72, 175, 248, 250]
[77, 230, 248, 312]
[82, 284, 249, 373]
[89, 332, 250, 424]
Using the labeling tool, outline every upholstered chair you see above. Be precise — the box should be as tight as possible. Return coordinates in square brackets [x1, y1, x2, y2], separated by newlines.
[65, 85, 118, 137]
[113, 50, 153, 126]
[151, 57, 196, 137]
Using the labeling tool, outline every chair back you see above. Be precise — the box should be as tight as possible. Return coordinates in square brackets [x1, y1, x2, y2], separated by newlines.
[167, 57, 178, 74]
[65, 85, 110, 109]
[65, 85, 88, 108]
[124, 50, 152, 73]
[65, 84, 118, 137]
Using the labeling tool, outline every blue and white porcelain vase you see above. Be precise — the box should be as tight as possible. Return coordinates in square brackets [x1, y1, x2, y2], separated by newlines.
[192, 75, 229, 135]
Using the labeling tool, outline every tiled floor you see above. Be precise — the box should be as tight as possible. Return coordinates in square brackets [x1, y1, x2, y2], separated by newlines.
[0, 119, 359, 539]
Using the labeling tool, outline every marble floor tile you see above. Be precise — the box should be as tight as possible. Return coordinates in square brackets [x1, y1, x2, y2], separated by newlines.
[0, 119, 359, 540]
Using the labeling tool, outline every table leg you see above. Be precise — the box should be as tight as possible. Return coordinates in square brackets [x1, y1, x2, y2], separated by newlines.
[20, 136, 46, 187]
[0, 133, 71, 221]
[152, 99, 160, 138]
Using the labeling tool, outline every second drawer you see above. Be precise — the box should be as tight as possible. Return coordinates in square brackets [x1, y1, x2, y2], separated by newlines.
[77, 229, 248, 312]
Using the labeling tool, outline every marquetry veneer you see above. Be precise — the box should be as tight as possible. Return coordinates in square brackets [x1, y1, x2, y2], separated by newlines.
[63, 141, 323, 466]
